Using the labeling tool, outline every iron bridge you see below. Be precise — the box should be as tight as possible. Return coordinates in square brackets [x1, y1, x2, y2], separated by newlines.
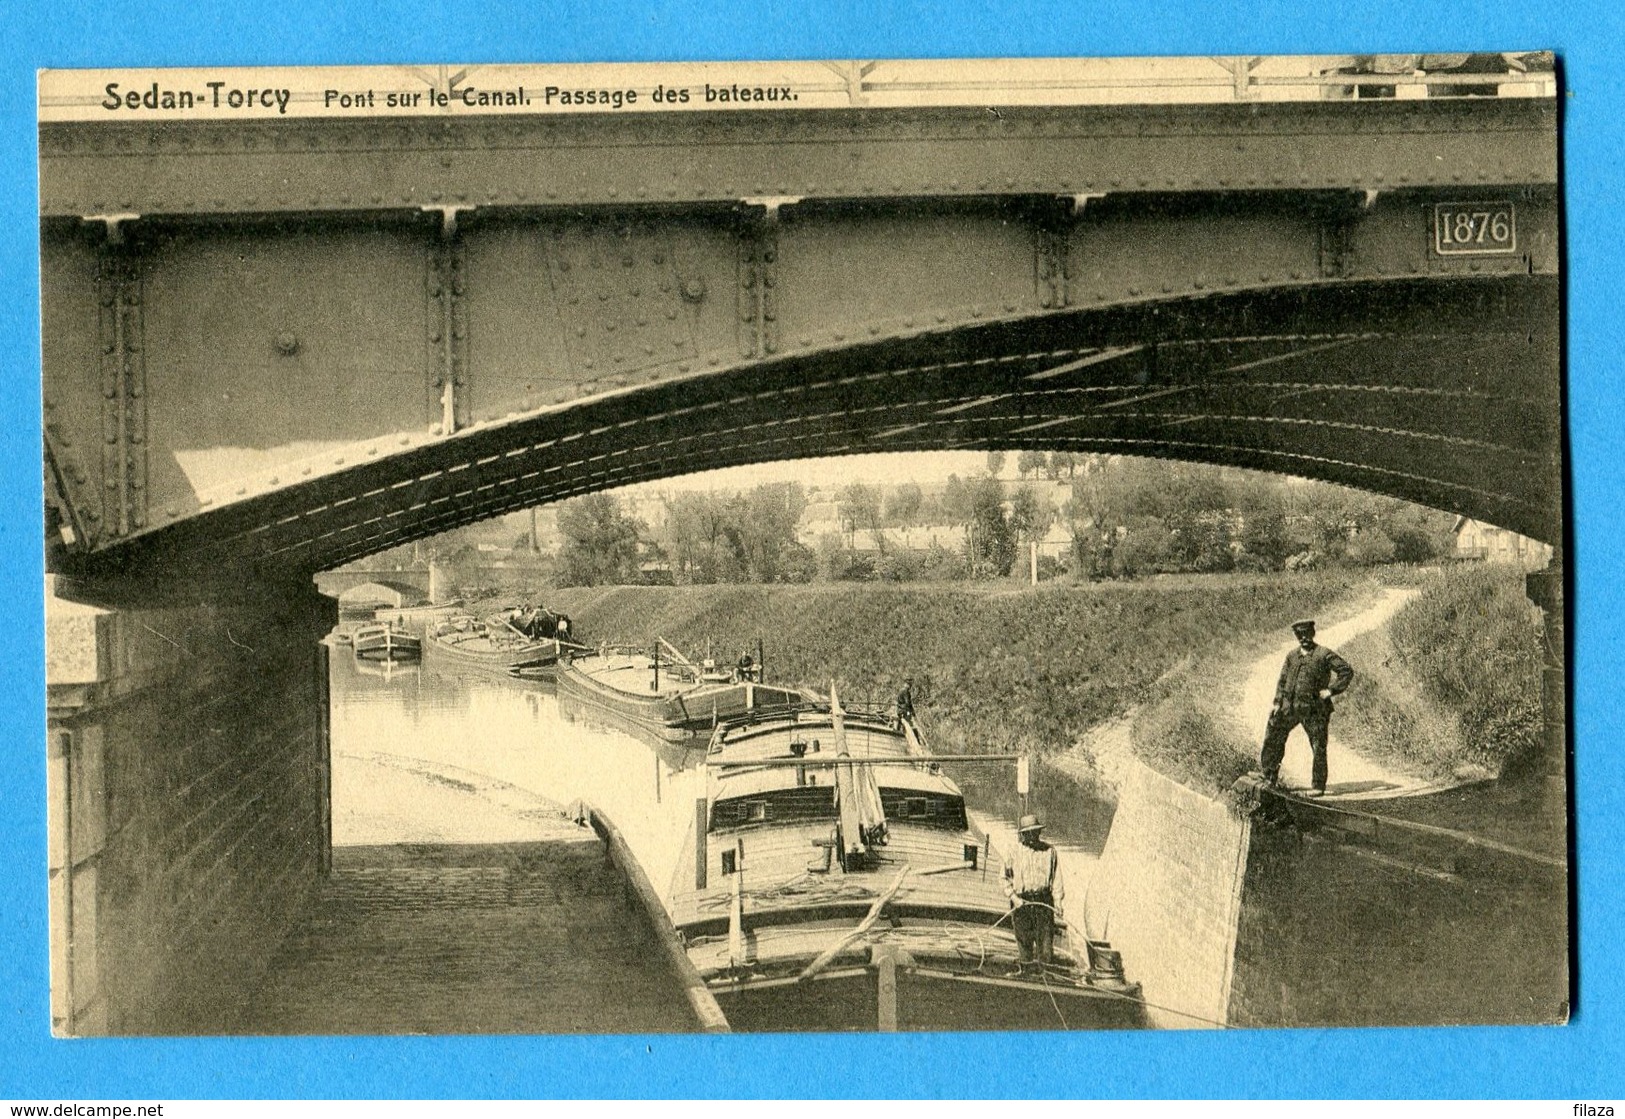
[39, 67, 1561, 585]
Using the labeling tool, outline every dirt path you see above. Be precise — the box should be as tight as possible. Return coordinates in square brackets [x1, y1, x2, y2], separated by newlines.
[1229, 587, 1455, 801]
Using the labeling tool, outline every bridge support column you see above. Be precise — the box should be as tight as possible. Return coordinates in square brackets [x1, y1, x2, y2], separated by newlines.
[46, 574, 336, 1034]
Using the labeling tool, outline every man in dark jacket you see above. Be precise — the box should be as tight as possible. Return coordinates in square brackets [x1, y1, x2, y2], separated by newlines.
[1259, 619, 1354, 797]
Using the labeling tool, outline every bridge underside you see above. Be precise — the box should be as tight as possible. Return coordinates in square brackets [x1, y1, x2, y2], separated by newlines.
[40, 97, 1560, 586]
[52, 272, 1557, 585]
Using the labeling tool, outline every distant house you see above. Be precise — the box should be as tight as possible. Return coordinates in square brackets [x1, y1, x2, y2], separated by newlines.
[1037, 520, 1074, 560]
[797, 500, 846, 546]
[1451, 517, 1552, 567]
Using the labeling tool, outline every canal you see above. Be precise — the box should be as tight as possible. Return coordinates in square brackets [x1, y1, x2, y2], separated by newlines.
[234, 641, 1112, 1034]
[234, 648, 706, 1035]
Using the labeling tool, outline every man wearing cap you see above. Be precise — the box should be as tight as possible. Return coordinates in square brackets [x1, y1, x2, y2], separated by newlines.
[1260, 619, 1354, 797]
[1003, 814, 1065, 973]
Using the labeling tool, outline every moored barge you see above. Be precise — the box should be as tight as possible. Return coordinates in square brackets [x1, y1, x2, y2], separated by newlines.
[350, 622, 421, 665]
[424, 613, 584, 682]
[555, 640, 810, 744]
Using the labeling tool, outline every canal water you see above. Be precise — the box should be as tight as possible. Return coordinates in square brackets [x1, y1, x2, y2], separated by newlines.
[256, 645, 1109, 1035]
[331, 650, 701, 881]
[235, 649, 707, 1034]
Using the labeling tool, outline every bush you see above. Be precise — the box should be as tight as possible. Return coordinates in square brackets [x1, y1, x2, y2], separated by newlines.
[876, 550, 925, 583]
[1386, 565, 1544, 774]
[1131, 691, 1254, 797]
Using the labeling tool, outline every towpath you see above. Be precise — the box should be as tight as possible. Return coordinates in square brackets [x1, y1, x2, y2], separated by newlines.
[1228, 586, 1455, 801]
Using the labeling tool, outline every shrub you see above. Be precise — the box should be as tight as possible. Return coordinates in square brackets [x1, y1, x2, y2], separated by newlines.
[1386, 565, 1544, 775]
[1131, 692, 1254, 797]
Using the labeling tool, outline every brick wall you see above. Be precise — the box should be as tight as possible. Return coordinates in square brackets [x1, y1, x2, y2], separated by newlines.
[47, 577, 336, 1035]
[1087, 757, 1251, 1030]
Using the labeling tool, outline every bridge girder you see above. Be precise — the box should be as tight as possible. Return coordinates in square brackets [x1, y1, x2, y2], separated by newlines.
[39, 97, 1560, 581]
[50, 273, 1558, 585]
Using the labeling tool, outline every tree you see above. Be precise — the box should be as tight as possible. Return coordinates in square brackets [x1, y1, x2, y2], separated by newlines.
[739, 483, 806, 581]
[967, 474, 1016, 576]
[839, 481, 886, 554]
[1008, 483, 1047, 544]
[556, 492, 643, 586]
[1016, 450, 1047, 479]
[986, 451, 1007, 478]
[885, 483, 923, 530]
[941, 474, 971, 528]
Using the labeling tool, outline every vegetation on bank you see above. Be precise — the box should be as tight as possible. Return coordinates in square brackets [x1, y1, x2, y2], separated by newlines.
[400, 453, 1464, 595]
[1341, 564, 1545, 779]
[526, 574, 1367, 840]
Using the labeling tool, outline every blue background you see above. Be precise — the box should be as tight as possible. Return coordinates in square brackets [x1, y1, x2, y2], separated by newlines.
[2, 1, 1618, 1100]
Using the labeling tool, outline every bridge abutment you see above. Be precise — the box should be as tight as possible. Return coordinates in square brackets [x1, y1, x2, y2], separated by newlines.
[46, 575, 335, 1035]
[1089, 761, 1567, 1029]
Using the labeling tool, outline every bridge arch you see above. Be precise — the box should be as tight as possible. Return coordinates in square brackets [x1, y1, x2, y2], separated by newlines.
[58, 271, 1558, 586]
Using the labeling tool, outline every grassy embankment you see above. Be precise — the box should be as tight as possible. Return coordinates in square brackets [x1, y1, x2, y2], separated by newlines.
[1129, 563, 1546, 804]
[527, 574, 1366, 845]
[1313, 563, 1544, 784]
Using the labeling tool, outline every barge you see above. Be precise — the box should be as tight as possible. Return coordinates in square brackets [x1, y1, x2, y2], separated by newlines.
[555, 640, 810, 744]
[424, 613, 584, 682]
[658, 691, 1146, 1031]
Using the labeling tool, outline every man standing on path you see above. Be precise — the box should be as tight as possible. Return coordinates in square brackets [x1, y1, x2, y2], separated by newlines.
[1260, 619, 1354, 797]
[1003, 814, 1064, 974]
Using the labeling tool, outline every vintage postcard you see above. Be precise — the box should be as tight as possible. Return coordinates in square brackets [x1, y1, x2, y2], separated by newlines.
[40, 54, 1564, 1037]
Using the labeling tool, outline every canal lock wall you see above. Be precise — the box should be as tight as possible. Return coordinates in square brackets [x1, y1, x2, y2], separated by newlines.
[46, 575, 336, 1036]
[1087, 754, 1569, 1030]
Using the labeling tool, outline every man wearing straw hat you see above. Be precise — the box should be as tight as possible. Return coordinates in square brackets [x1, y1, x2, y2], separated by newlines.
[1003, 814, 1065, 974]
[1260, 618, 1354, 798]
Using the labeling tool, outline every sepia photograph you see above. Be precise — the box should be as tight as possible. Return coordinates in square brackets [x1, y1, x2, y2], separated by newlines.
[38, 52, 1567, 1046]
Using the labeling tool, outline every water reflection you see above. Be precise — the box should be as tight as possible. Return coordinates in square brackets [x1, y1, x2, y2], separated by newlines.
[329, 648, 701, 896]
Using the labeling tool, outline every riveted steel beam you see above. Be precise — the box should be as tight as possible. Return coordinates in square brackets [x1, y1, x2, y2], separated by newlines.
[51, 274, 1558, 586]
[96, 242, 148, 538]
[39, 157, 1559, 573]
[39, 98, 1557, 219]
[424, 209, 471, 434]
[735, 201, 783, 359]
